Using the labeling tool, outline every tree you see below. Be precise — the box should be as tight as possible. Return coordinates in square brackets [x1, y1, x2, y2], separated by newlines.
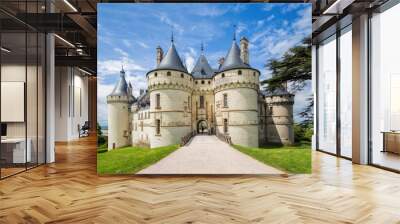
[262, 37, 312, 125]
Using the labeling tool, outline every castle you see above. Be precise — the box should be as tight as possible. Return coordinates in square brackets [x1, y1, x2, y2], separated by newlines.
[107, 34, 294, 150]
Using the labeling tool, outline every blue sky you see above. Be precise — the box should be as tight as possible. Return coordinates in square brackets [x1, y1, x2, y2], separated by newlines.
[98, 3, 312, 126]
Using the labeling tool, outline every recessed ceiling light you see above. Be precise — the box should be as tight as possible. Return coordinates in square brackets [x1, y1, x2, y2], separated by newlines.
[63, 0, 78, 12]
[1, 47, 11, 53]
[54, 34, 75, 48]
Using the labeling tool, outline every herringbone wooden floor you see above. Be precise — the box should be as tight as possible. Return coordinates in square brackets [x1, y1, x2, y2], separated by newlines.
[1, 136, 400, 224]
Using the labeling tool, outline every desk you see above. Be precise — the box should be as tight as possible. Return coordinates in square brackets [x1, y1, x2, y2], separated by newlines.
[1, 138, 31, 163]
[382, 132, 400, 154]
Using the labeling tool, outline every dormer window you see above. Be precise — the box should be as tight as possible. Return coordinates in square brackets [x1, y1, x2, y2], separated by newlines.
[155, 72, 158, 77]
[222, 73, 225, 78]
[201, 80, 205, 84]
[167, 71, 171, 76]
[181, 73, 184, 78]
[238, 70, 242, 75]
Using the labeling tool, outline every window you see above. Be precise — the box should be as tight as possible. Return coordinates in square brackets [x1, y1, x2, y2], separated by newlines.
[269, 106, 273, 115]
[156, 119, 161, 135]
[339, 26, 352, 158]
[140, 121, 143, 131]
[317, 34, 337, 154]
[223, 94, 228, 108]
[238, 70, 242, 75]
[201, 80, 204, 84]
[200, 96, 205, 109]
[195, 81, 198, 84]
[253, 72, 256, 77]
[156, 93, 161, 109]
[181, 73, 184, 78]
[188, 96, 191, 110]
[370, 5, 400, 171]
[155, 72, 158, 77]
[222, 73, 225, 78]
[223, 119, 228, 133]
[208, 81, 211, 84]
[167, 71, 171, 76]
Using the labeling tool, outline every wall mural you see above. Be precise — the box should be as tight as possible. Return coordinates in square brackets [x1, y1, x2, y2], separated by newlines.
[97, 3, 312, 175]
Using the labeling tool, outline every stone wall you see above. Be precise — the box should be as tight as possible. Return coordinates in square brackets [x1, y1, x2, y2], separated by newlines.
[107, 95, 130, 150]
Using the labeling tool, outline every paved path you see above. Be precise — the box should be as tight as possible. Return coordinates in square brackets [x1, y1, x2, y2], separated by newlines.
[138, 135, 284, 175]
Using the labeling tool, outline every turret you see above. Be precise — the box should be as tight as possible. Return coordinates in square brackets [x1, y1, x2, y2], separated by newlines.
[264, 87, 294, 145]
[107, 67, 130, 150]
[144, 36, 193, 148]
[214, 33, 260, 147]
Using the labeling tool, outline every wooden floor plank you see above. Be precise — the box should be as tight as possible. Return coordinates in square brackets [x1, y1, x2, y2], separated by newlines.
[0, 136, 399, 223]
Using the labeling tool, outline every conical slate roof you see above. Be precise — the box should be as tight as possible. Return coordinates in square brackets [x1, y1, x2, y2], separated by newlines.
[157, 42, 188, 73]
[219, 41, 249, 72]
[191, 53, 214, 79]
[109, 68, 128, 96]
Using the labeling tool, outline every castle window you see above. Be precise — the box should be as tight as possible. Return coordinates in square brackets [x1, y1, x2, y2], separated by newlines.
[223, 119, 228, 133]
[195, 81, 198, 84]
[167, 71, 171, 76]
[200, 96, 205, 109]
[201, 80, 205, 84]
[223, 94, 228, 108]
[253, 72, 256, 77]
[156, 93, 161, 109]
[269, 106, 273, 115]
[238, 70, 242, 75]
[188, 96, 191, 110]
[211, 105, 213, 123]
[181, 73, 184, 78]
[140, 121, 144, 131]
[222, 73, 225, 78]
[156, 119, 161, 135]
[155, 72, 158, 77]
[208, 81, 211, 84]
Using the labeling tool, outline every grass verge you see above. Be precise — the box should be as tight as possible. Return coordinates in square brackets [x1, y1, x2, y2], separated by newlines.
[232, 142, 311, 174]
[97, 144, 180, 174]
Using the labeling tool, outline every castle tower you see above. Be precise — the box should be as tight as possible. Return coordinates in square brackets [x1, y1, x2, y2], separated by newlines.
[191, 43, 215, 134]
[145, 36, 193, 147]
[214, 35, 260, 147]
[265, 87, 294, 145]
[107, 67, 130, 150]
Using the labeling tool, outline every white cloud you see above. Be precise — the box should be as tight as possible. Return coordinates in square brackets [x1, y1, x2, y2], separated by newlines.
[123, 39, 132, 47]
[281, 4, 302, 13]
[193, 5, 229, 17]
[293, 7, 311, 32]
[98, 57, 147, 77]
[236, 22, 247, 36]
[158, 13, 184, 34]
[114, 48, 129, 57]
[137, 41, 149, 49]
[184, 47, 197, 72]
[262, 4, 275, 12]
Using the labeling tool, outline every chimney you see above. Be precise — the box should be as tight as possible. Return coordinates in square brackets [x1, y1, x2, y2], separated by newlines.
[218, 57, 225, 68]
[240, 37, 249, 64]
[156, 46, 163, 65]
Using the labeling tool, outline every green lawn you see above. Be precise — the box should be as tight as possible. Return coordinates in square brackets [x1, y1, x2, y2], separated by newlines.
[233, 142, 311, 174]
[97, 144, 180, 174]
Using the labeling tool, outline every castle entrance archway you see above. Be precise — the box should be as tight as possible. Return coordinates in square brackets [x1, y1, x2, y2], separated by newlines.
[197, 120, 208, 134]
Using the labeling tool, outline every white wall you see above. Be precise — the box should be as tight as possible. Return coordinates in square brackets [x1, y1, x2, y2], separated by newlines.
[54, 67, 89, 141]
